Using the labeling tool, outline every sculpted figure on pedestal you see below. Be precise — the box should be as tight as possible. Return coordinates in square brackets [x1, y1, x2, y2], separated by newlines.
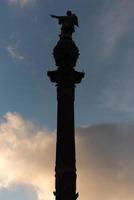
[50, 10, 79, 38]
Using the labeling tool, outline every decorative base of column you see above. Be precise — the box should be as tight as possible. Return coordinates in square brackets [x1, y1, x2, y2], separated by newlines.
[47, 69, 85, 85]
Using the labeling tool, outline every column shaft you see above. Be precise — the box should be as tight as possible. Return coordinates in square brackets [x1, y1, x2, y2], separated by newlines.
[55, 85, 77, 200]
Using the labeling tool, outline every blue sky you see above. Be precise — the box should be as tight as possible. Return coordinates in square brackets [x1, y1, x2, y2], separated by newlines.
[1, 0, 134, 128]
[1, 0, 134, 199]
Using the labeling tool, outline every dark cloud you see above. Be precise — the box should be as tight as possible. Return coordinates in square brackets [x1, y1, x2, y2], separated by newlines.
[77, 124, 134, 200]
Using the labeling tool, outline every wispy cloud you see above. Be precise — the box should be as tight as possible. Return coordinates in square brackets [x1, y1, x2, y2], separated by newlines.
[97, 0, 134, 58]
[0, 112, 134, 200]
[6, 40, 24, 60]
[8, 0, 36, 7]
[100, 55, 134, 113]
[91, 1, 134, 113]
[100, 85, 134, 112]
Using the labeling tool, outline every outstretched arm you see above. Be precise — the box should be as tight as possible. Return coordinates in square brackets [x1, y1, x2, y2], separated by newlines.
[50, 15, 59, 19]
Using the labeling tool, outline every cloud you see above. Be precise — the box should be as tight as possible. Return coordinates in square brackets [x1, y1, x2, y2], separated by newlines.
[100, 58, 134, 113]
[0, 112, 134, 200]
[90, 1, 134, 114]
[96, 0, 134, 59]
[100, 82, 134, 113]
[0, 112, 55, 200]
[6, 41, 24, 60]
[77, 124, 134, 200]
[8, 0, 36, 7]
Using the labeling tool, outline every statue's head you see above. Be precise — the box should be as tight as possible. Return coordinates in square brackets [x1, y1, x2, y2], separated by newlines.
[66, 10, 72, 16]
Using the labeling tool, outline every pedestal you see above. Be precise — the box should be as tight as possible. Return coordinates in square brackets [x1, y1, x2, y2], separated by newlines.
[47, 35, 84, 200]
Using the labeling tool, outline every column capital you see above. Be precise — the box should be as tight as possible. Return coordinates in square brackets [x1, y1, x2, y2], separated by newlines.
[47, 69, 85, 85]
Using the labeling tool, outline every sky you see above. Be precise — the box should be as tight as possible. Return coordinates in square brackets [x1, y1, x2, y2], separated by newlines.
[0, 0, 134, 199]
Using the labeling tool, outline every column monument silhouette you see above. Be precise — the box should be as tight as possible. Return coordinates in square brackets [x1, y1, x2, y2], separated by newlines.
[47, 11, 85, 200]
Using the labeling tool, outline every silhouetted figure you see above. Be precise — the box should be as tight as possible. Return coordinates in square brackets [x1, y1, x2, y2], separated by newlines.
[50, 10, 79, 38]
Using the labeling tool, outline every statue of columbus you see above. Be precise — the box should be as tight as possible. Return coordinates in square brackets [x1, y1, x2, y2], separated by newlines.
[50, 10, 79, 38]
